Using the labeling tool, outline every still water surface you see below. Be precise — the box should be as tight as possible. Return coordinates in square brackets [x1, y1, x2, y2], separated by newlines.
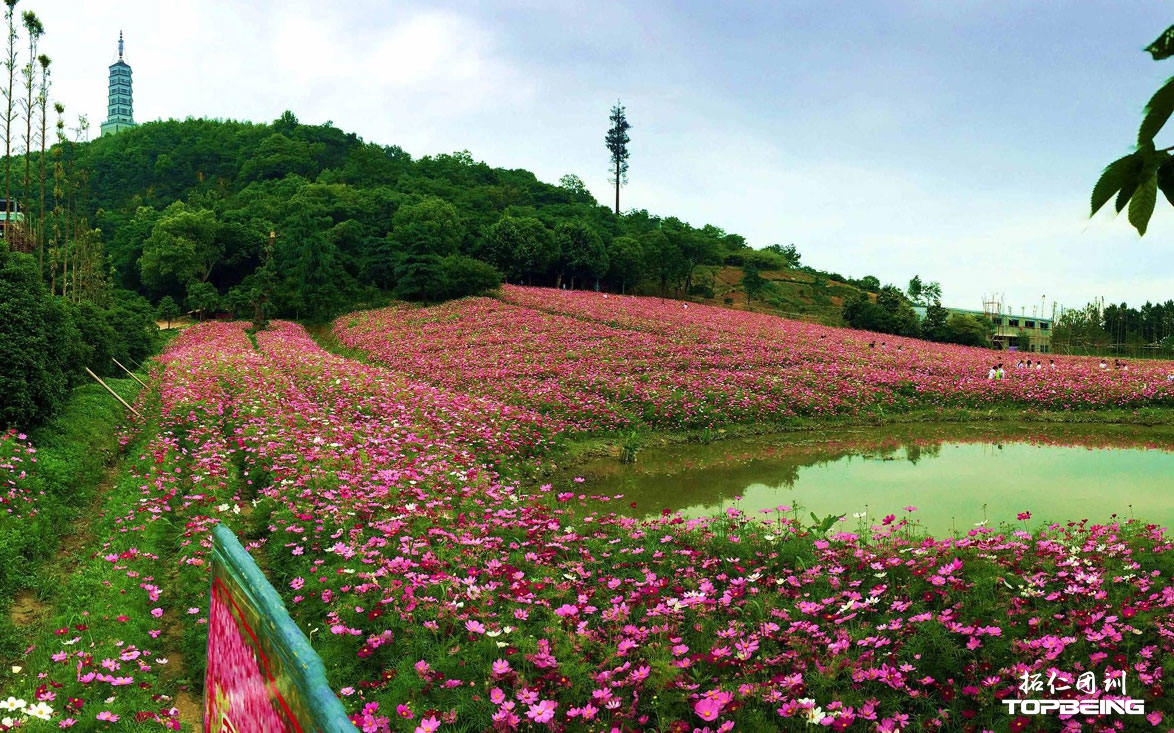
[572, 424, 1174, 536]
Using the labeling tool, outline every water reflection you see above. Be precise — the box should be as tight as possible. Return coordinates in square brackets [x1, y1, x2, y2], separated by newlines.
[570, 423, 1174, 535]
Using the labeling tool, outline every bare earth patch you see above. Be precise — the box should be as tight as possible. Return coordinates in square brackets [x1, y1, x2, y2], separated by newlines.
[9, 590, 48, 627]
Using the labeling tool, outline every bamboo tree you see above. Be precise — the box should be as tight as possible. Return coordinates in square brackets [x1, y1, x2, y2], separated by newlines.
[68, 114, 88, 300]
[34, 52, 45, 275]
[20, 9, 40, 250]
[2, 0, 17, 232]
[49, 100, 61, 295]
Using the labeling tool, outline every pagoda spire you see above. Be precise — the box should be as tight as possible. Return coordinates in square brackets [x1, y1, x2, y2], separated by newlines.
[101, 32, 136, 136]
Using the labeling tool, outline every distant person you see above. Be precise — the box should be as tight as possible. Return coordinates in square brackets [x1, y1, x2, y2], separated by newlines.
[1049, 359, 1056, 370]
[1099, 360, 1107, 370]
[997, 363, 1005, 379]
[1035, 360, 1043, 370]
[1025, 359, 1032, 369]
[988, 365, 997, 380]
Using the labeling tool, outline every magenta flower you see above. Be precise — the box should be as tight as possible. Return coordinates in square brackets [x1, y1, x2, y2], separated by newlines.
[695, 696, 723, 721]
[415, 715, 440, 733]
[525, 700, 557, 724]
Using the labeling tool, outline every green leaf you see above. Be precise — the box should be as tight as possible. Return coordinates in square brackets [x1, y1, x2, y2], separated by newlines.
[1113, 150, 1152, 214]
[1091, 152, 1140, 216]
[1084, 151, 1141, 214]
[1157, 157, 1174, 206]
[1128, 171, 1158, 235]
[1140, 76, 1174, 144]
[1146, 25, 1174, 60]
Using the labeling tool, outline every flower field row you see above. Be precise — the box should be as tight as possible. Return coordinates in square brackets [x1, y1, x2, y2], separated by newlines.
[331, 286, 1174, 433]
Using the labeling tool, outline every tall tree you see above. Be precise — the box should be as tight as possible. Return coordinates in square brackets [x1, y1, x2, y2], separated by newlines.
[555, 219, 607, 290]
[742, 261, 766, 305]
[20, 10, 40, 241]
[605, 101, 630, 215]
[35, 52, 46, 275]
[1, 0, 16, 233]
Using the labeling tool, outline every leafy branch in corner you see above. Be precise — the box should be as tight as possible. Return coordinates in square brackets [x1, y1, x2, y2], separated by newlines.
[1091, 23, 1174, 235]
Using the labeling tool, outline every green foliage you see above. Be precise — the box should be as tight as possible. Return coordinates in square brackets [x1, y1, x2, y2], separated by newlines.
[606, 235, 644, 292]
[742, 261, 766, 303]
[1093, 24, 1174, 235]
[59, 115, 775, 309]
[389, 197, 464, 256]
[1128, 167, 1158, 235]
[557, 173, 595, 204]
[1139, 75, 1174, 145]
[0, 252, 80, 428]
[556, 219, 608, 287]
[138, 203, 221, 295]
[156, 294, 180, 327]
[482, 214, 556, 282]
[945, 313, 992, 347]
[440, 254, 501, 299]
[764, 242, 801, 268]
[1147, 25, 1174, 60]
[641, 229, 688, 295]
[391, 253, 500, 303]
[186, 280, 221, 320]
[920, 301, 950, 342]
[106, 290, 160, 365]
[842, 286, 920, 337]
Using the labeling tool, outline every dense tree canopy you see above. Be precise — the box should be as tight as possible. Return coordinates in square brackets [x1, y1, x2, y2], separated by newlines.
[32, 112, 772, 313]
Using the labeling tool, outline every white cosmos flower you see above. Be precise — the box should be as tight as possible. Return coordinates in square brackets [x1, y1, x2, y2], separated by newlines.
[27, 701, 53, 719]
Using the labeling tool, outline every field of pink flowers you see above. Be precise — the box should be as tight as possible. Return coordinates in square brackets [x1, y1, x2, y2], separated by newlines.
[2, 289, 1173, 731]
[332, 286, 1174, 432]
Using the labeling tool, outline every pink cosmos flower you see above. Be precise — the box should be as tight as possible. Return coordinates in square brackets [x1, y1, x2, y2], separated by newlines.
[415, 715, 440, 733]
[695, 696, 723, 721]
[525, 700, 556, 724]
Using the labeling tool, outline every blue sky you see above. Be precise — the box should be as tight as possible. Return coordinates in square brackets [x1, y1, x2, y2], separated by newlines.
[33, 0, 1174, 317]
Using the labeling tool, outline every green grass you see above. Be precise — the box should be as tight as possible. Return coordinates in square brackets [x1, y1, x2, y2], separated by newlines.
[0, 378, 142, 659]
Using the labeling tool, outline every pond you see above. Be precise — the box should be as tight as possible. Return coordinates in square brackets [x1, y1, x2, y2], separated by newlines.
[569, 423, 1174, 536]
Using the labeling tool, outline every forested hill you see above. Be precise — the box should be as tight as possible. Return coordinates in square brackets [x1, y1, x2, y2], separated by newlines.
[79, 111, 775, 321]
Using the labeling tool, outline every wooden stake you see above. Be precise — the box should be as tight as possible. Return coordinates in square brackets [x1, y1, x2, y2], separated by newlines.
[85, 367, 141, 418]
[111, 357, 147, 387]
